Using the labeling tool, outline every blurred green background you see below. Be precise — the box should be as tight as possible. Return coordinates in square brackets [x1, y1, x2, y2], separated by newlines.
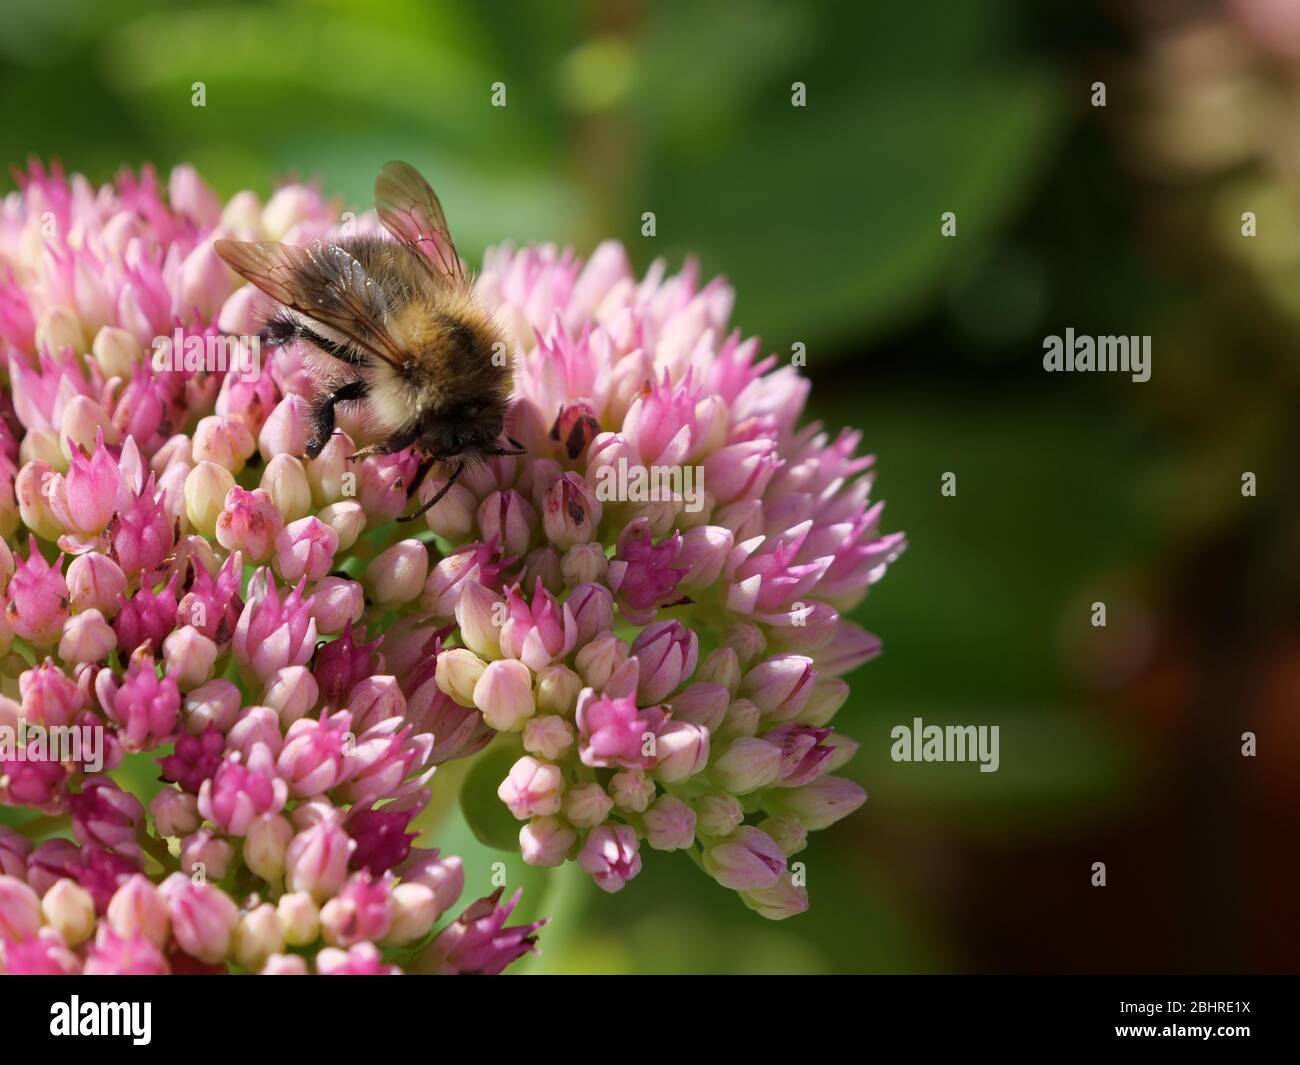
[4, 0, 1297, 972]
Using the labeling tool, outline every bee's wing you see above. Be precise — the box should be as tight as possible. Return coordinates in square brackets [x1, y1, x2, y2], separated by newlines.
[213, 238, 405, 368]
[374, 161, 468, 290]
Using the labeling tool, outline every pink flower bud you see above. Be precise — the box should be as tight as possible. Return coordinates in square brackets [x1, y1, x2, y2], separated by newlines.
[741, 653, 815, 721]
[420, 541, 507, 617]
[561, 542, 607, 586]
[497, 755, 563, 819]
[159, 872, 239, 964]
[320, 871, 392, 947]
[677, 525, 733, 588]
[533, 663, 579, 716]
[58, 608, 117, 663]
[417, 887, 542, 975]
[149, 788, 200, 837]
[305, 429, 353, 505]
[182, 679, 241, 735]
[574, 632, 628, 691]
[19, 658, 82, 728]
[258, 394, 310, 461]
[312, 620, 381, 706]
[216, 486, 284, 563]
[276, 711, 352, 798]
[693, 792, 744, 837]
[763, 775, 866, 830]
[315, 501, 366, 554]
[107, 647, 180, 751]
[285, 818, 353, 902]
[577, 823, 641, 893]
[420, 477, 476, 540]
[347, 805, 419, 877]
[184, 460, 235, 537]
[161, 625, 218, 690]
[263, 665, 319, 728]
[499, 579, 577, 671]
[277, 890, 321, 946]
[454, 580, 503, 659]
[561, 782, 614, 828]
[108, 478, 174, 579]
[49, 430, 121, 535]
[347, 675, 406, 733]
[233, 902, 284, 970]
[157, 725, 225, 793]
[0, 875, 43, 944]
[566, 582, 613, 647]
[669, 681, 729, 733]
[473, 659, 534, 732]
[477, 489, 536, 558]
[631, 620, 698, 704]
[309, 575, 364, 635]
[176, 548, 242, 644]
[702, 826, 786, 890]
[106, 874, 170, 947]
[608, 529, 687, 626]
[179, 827, 236, 880]
[542, 472, 602, 548]
[696, 646, 741, 694]
[179, 239, 236, 320]
[83, 925, 169, 975]
[652, 720, 710, 783]
[575, 688, 664, 770]
[520, 815, 576, 867]
[358, 450, 420, 522]
[15, 461, 63, 541]
[435, 648, 486, 708]
[522, 714, 575, 761]
[710, 735, 782, 794]
[608, 768, 656, 812]
[69, 778, 144, 858]
[232, 570, 317, 684]
[5, 537, 68, 647]
[274, 515, 338, 582]
[244, 812, 294, 882]
[643, 794, 697, 851]
[112, 574, 179, 657]
[192, 414, 256, 473]
[383, 882, 440, 946]
[366, 538, 427, 606]
[66, 551, 127, 616]
[198, 744, 288, 834]
[739, 870, 809, 920]
[0, 826, 32, 880]
[401, 853, 464, 919]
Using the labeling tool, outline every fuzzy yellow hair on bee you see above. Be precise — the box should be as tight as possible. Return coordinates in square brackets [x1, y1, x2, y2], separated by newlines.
[215, 161, 520, 520]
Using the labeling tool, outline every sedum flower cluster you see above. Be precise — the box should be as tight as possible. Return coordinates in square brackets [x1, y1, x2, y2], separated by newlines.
[0, 158, 901, 974]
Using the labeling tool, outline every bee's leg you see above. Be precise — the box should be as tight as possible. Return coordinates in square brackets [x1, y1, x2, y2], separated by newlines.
[397, 460, 463, 522]
[305, 380, 368, 459]
[405, 454, 436, 501]
[508, 436, 525, 450]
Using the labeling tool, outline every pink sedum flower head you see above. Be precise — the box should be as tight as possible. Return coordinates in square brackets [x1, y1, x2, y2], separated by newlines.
[0, 157, 902, 980]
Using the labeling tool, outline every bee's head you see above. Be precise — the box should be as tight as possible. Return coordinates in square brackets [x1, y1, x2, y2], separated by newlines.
[421, 396, 509, 459]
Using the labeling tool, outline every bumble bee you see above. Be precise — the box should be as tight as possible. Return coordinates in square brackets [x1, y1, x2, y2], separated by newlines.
[214, 161, 521, 521]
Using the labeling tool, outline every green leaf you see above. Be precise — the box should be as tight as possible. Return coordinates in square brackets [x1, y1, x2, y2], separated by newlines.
[457, 740, 524, 851]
